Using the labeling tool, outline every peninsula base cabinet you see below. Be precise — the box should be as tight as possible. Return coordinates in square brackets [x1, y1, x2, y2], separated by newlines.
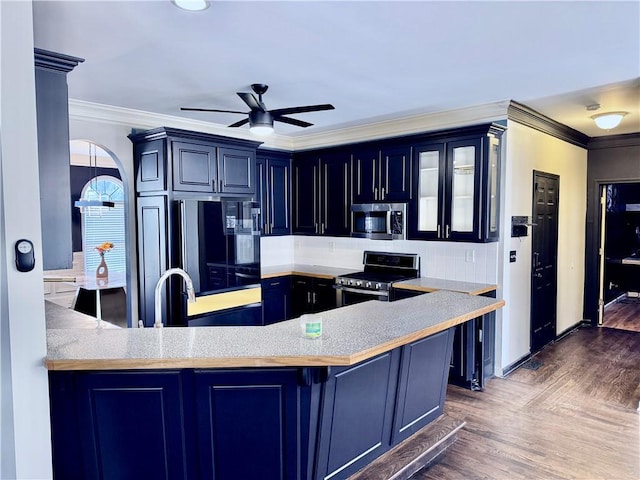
[48, 328, 455, 480]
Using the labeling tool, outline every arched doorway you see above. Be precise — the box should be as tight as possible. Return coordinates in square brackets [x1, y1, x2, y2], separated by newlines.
[43, 140, 131, 328]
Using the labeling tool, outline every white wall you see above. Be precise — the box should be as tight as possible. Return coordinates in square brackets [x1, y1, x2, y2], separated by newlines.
[0, 1, 53, 478]
[498, 120, 587, 371]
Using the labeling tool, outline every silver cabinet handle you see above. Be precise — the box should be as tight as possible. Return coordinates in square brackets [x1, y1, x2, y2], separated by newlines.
[270, 223, 274, 234]
[446, 225, 450, 238]
[307, 291, 312, 303]
[321, 223, 325, 235]
[381, 187, 385, 200]
[312, 292, 317, 304]
[315, 223, 319, 234]
[374, 187, 378, 200]
[437, 225, 441, 238]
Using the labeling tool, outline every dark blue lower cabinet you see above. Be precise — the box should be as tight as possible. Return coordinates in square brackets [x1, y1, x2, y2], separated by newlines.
[49, 370, 193, 480]
[194, 369, 303, 480]
[315, 350, 401, 480]
[392, 328, 454, 444]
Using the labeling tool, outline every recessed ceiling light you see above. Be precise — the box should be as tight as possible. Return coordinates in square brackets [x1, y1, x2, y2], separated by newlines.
[172, 0, 210, 12]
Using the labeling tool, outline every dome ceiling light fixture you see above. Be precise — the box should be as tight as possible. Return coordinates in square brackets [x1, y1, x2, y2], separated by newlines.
[591, 112, 628, 130]
[586, 104, 628, 130]
[171, 0, 210, 12]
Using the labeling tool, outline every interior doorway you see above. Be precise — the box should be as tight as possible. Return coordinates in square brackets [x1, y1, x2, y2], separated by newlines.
[598, 182, 640, 333]
[43, 140, 129, 328]
[530, 171, 559, 353]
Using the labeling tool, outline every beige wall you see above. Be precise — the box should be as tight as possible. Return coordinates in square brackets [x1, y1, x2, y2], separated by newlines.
[499, 120, 587, 370]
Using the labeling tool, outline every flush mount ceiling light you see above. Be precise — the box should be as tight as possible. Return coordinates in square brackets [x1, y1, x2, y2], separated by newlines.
[591, 111, 628, 130]
[172, 0, 210, 11]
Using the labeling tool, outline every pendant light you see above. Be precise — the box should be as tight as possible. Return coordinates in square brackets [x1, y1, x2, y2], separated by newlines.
[74, 142, 115, 216]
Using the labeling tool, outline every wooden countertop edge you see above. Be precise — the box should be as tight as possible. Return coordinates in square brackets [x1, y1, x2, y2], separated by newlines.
[393, 283, 497, 296]
[261, 270, 336, 280]
[44, 299, 505, 371]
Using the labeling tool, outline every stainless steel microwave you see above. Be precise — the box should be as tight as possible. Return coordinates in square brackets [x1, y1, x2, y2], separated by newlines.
[351, 203, 406, 240]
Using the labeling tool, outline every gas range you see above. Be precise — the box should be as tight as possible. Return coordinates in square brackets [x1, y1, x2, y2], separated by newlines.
[335, 251, 420, 302]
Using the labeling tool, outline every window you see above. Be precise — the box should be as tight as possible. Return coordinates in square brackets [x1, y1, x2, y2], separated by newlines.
[81, 176, 125, 273]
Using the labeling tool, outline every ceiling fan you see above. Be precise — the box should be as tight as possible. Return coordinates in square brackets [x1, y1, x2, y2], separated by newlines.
[180, 83, 335, 135]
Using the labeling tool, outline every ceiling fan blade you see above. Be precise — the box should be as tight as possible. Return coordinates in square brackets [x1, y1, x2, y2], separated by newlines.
[274, 116, 314, 128]
[237, 92, 263, 111]
[228, 118, 250, 128]
[269, 104, 335, 116]
[181, 107, 247, 114]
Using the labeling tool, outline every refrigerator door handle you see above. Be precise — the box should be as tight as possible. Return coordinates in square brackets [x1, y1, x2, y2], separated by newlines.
[180, 201, 187, 269]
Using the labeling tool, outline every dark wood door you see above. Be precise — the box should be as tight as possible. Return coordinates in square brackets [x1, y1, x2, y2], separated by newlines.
[171, 141, 216, 193]
[531, 171, 559, 353]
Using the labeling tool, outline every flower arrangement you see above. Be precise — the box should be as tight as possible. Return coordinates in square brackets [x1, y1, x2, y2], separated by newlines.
[95, 242, 114, 257]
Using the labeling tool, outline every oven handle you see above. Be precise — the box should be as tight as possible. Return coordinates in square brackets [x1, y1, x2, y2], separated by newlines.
[335, 286, 389, 297]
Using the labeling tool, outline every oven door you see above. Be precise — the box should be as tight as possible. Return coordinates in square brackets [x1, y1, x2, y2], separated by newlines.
[337, 286, 390, 306]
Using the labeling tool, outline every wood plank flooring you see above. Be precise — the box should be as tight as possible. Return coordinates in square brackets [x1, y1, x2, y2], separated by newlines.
[413, 327, 640, 480]
[603, 297, 640, 332]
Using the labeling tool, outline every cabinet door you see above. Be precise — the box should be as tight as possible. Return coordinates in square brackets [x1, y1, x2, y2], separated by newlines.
[392, 329, 453, 444]
[293, 158, 319, 234]
[268, 158, 291, 235]
[256, 157, 268, 234]
[136, 196, 168, 327]
[172, 141, 217, 193]
[218, 146, 255, 194]
[409, 143, 446, 240]
[445, 138, 482, 241]
[352, 150, 379, 203]
[320, 154, 351, 236]
[291, 275, 313, 318]
[262, 276, 291, 324]
[483, 134, 501, 242]
[380, 146, 412, 202]
[135, 138, 166, 192]
[73, 371, 191, 480]
[195, 369, 301, 480]
[311, 278, 337, 313]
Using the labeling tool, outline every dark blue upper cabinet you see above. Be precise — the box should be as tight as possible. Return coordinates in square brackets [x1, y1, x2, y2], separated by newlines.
[293, 152, 351, 236]
[352, 146, 412, 203]
[129, 127, 262, 196]
[293, 155, 319, 234]
[409, 124, 504, 242]
[257, 151, 291, 236]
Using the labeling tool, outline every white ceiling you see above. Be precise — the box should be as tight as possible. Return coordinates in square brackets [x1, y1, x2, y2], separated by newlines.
[33, 1, 640, 139]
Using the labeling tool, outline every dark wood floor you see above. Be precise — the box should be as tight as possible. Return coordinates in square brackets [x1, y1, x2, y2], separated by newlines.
[414, 327, 640, 480]
[603, 296, 640, 332]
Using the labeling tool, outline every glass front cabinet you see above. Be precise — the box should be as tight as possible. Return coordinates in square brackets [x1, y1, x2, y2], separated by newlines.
[409, 124, 504, 242]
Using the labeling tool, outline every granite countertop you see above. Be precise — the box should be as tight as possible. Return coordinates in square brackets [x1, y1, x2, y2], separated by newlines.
[394, 277, 497, 296]
[45, 301, 121, 330]
[45, 290, 504, 371]
[261, 264, 360, 279]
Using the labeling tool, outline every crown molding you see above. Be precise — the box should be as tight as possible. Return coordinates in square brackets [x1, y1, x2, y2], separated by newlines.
[34, 48, 84, 73]
[69, 99, 511, 153]
[289, 101, 510, 151]
[68, 99, 294, 150]
[507, 100, 590, 148]
[587, 132, 640, 150]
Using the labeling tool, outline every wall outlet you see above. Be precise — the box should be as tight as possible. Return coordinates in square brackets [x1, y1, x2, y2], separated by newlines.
[465, 249, 475, 263]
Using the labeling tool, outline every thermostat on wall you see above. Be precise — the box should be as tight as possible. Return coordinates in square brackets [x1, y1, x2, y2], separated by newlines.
[15, 239, 35, 272]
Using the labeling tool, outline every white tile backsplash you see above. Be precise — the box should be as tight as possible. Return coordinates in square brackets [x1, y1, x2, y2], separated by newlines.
[261, 235, 499, 284]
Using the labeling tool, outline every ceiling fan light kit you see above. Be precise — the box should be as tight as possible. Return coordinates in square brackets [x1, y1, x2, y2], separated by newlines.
[591, 111, 628, 130]
[181, 83, 334, 135]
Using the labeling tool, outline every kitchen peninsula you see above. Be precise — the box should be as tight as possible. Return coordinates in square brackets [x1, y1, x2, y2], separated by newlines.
[47, 290, 503, 480]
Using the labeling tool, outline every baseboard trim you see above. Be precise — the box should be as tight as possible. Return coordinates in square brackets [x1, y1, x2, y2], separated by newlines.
[502, 353, 531, 377]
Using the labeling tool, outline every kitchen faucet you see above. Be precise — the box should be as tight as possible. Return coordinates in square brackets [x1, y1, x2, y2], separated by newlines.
[153, 268, 196, 328]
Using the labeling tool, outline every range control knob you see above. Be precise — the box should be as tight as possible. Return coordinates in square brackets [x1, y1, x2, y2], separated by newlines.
[365, 282, 372, 288]
[375, 283, 382, 290]
[356, 280, 363, 287]
[348, 279, 354, 286]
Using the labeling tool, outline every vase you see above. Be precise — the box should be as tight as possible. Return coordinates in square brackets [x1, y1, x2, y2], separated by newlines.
[96, 255, 109, 281]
